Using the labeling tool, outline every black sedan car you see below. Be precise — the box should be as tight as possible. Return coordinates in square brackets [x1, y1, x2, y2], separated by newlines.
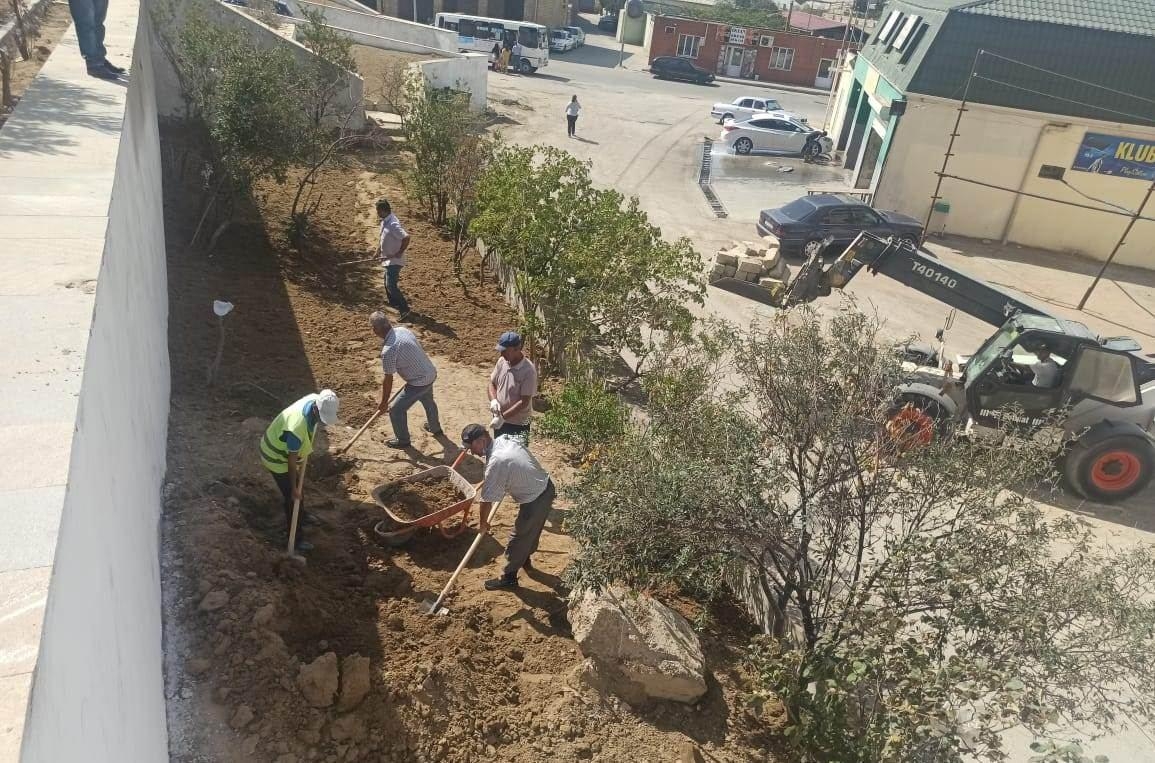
[650, 56, 715, 84]
[757, 194, 923, 258]
[597, 13, 618, 31]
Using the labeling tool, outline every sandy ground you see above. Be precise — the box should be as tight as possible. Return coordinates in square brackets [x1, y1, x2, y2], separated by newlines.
[159, 125, 778, 763]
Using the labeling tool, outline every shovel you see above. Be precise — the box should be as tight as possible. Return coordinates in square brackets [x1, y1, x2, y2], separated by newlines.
[337, 388, 402, 457]
[284, 458, 309, 564]
[420, 496, 504, 615]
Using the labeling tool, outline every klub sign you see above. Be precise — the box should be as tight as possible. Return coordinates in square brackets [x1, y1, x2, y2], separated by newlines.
[1071, 132, 1155, 181]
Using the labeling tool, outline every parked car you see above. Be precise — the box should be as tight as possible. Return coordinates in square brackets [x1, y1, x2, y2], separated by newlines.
[710, 96, 784, 124]
[597, 13, 618, 31]
[650, 56, 715, 84]
[757, 194, 924, 258]
[564, 25, 586, 47]
[550, 29, 576, 52]
[719, 113, 815, 155]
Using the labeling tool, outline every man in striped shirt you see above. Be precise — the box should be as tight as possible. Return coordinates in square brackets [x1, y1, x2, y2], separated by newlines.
[372, 311, 442, 448]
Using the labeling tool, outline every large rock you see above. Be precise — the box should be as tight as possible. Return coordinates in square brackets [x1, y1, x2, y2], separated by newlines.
[297, 652, 339, 708]
[569, 587, 707, 705]
[337, 653, 372, 711]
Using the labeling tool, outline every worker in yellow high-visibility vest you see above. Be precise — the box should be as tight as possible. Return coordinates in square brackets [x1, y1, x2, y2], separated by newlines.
[260, 389, 339, 553]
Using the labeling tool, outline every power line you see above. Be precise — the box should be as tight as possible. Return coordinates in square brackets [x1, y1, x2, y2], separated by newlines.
[936, 172, 1155, 223]
[978, 49, 1155, 109]
[973, 75, 1155, 125]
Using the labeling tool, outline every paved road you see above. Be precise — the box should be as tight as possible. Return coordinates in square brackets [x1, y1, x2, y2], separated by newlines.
[487, 23, 1155, 761]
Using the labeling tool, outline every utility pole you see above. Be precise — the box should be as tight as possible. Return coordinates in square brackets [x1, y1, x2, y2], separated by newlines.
[922, 49, 982, 245]
[1077, 178, 1155, 310]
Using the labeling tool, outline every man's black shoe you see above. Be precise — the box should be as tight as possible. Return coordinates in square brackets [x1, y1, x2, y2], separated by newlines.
[484, 576, 519, 591]
[294, 540, 315, 553]
[103, 61, 127, 75]
[386, 438, 411, 449]
[87, 65, 120, 80]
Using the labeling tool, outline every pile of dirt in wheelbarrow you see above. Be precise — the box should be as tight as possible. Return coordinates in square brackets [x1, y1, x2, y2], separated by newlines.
[379, 479, 463, 521]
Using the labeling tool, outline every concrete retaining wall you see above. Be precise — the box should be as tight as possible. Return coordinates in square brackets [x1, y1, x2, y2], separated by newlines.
[414, 53, 487, 111]
[0, 0, 171, 759]
[291, 0, 456, 53]
[151, 0, 365, 129]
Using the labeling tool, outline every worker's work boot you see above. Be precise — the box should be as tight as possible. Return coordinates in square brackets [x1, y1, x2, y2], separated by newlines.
[484, 575, 518, 591]
[294, 539, 314, 553]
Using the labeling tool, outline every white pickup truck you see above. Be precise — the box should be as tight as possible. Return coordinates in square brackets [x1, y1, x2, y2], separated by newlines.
[710, 96, 786, 124]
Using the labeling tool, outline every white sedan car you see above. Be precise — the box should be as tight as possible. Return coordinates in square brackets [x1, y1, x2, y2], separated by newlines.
[710, 96, 784, 124]
[719, 113, 815, 155]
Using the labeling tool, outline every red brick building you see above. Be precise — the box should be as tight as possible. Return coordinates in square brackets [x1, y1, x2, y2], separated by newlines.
[645, 15, 859, 90]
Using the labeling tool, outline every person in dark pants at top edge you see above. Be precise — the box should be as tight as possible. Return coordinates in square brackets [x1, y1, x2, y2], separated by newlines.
[67, 0, 126, 80]
[376, 198, 411, 321]
[259, 389, 340, 554]
[461, 424, 557, 591]
[488, 331, 538, 443]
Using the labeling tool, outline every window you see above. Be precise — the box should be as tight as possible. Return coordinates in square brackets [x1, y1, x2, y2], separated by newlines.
[768, 47, 795, 70]
[676, 34, 703, 57]
[747, 119, 774, 128]
[850, 208, 882, 226]
[876, 11, 904, 44]
[518, 27, 541, 48]
[757, 34, 774, 47]
[1067, 348, 1139, 405]
[823, 209, 854, 225]
[738, 98, 755, 108]
[665, 25, 676, 33]
[728, 26, 747, 44]
[767, 119, 800, 132]
[458, 19, 476, 36]
[817, 58, 835, 78]
[892, 14, 921, 49]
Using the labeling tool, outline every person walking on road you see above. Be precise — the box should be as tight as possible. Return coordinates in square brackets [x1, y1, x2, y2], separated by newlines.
[68, 0, 126, 79]
[460, 424, 557, 591]
[376, 198, 411, 320]
[491, 41, 502, 71]
[488, 331, 538, 442]
[371, 311, 442, 449]
[259, 390, 340, 553]
[565, 95, 581, 138]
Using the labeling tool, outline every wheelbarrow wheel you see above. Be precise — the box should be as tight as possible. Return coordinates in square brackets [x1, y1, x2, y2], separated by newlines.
[373, 517, 417, 547]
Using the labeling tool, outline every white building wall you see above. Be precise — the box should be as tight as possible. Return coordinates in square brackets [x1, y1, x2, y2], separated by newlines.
[291, 0, 457, 53]
[874, 94, 1155, 269]
[413, 53, 488, 111]
[0, 0, 171, 759]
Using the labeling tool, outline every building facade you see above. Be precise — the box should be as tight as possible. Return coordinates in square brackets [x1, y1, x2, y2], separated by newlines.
[827, 0, 1155, 268]
[370, 0, 571, 28]
[645, 14, 858, 90]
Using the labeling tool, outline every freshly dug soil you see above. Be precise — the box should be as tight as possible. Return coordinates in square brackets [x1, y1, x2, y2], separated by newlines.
[379, 478, 462, 521]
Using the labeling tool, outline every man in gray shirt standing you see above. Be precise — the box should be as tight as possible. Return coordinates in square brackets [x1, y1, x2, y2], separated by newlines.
[461, 423, 556, 591]
[488, 331, 538, 442]
[371, 311, 441, 448]
[376, 198, 411, 320]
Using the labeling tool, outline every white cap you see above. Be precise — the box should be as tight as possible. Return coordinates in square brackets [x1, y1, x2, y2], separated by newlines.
[317, 389, 339, 425]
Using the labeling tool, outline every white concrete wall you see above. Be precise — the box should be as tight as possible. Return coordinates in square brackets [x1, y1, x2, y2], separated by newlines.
[0, 0, 171, 759]
[152, 0, 365, 129]
[413, 52, 488, 111]
[874, 95, 1155, 269]
[292, 0, 456, 53]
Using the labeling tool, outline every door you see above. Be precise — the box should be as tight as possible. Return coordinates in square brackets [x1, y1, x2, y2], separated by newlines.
[815, 58, 835, 89]
[740, 48, 757, 78]
[724, 46, 744, 77]
[967, 336, 1070, 430]
[814, 207, 857, 248]
[736, 97, 756, 117]
[766, 118, 808, 153]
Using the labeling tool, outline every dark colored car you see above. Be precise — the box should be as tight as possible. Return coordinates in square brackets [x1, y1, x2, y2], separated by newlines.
[757, 194, 924, 258]
[650, 56, 715, 84]
[597, 13, 618, 31]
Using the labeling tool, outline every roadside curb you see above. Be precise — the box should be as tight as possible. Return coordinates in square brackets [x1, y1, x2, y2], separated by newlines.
[711, 75, 831, 96]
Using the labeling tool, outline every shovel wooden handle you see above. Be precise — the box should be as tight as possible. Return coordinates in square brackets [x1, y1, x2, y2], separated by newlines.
[426, 498, 502, 614]
[285, 457, 308, 556]
[338, 410, 383, 455]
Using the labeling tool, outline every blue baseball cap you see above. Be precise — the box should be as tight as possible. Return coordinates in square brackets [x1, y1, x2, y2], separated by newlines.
[496, 331, 523, 351]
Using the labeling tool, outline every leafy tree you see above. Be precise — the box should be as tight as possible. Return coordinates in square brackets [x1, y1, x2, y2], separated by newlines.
[295, 9, 359, 129]
[470, 144, 704, 377]
[402, 81, 481, 227]
[565, 305, 1155, 763]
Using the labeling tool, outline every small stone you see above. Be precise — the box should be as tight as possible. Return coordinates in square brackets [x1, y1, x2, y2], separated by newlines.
[214, 686, 232, 703]
[226, 496, 240, 507]
[485, 745, 496, 756]
[197, 580, 213, 595]
[330, 714, 367, 742]
[230, 704, 255, 729]
[242, 735, 260, 756]
[187, 657, 212, 676]
[297, 652, 340, 708]
[507, 648, 524, 661]
[199, 590, 230, 612]
[318, 640, 329, 651]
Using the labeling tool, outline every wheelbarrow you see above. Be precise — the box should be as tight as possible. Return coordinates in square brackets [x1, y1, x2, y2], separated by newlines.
[371, 453, 478, 546]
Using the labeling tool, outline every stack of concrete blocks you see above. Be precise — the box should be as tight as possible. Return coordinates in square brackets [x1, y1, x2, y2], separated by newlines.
[710, 238, 790, 298]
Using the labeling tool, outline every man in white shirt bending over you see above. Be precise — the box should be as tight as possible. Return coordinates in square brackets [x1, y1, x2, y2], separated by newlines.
[376, 197, 411, 320]
[461, 423, 556, 591]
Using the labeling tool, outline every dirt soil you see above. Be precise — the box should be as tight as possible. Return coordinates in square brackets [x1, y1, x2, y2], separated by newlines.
[378, 479, 462, 522]
[0, 2, 73, 130]
[160, 122, 777, 763]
